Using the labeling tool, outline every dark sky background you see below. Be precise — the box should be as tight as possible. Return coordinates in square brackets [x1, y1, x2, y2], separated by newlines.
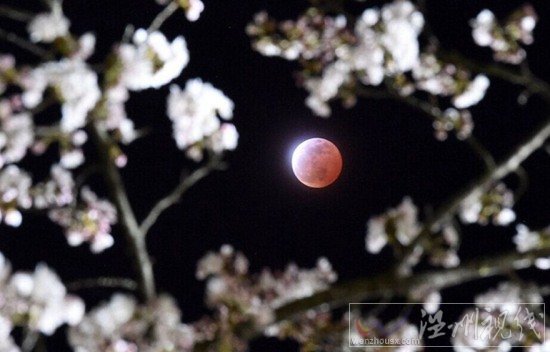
[0, 0, 549, 350]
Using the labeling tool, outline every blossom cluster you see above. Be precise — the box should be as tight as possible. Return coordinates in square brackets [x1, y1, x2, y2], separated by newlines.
[471, 5, 538, 64]
[167, 79, 238, 161]
[0, 251, 85, 340]
[453, 282, 548, 351]
[0, 0, 238, 247]
[365, 197, 460, 274]
[68, 294, 195, 352]
[247, 0, 491, 139]
[513, 224, 550, 270]
[459, 182, 516, 226]
[49, 187, 117, 253]
[194, 245, 337, 349]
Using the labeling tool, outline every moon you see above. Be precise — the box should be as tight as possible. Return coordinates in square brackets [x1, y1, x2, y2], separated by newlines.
[291, 138, 343, 188]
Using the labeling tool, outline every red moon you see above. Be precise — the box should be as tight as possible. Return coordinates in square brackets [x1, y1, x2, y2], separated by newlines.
[291, 138, 343, 188]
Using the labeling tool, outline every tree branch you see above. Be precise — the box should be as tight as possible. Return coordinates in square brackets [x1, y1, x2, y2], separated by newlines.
[140, 158, 226, 236]
[275, 244, 550, 321]
[404, 117, 550, 260]
[439, 51, 550, 103]
[0, 5, 33, 22]
[0, 27, 52, 60]
[148, 0, 180, 33]
[90, 123, 156, 301]
[67, 277, 138, 292]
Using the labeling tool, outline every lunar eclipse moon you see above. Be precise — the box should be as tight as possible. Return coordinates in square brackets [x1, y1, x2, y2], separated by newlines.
[291, 138, 343, 188]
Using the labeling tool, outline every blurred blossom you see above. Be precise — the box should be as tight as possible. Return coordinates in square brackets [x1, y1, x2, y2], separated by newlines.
[20, 59, 101, 133]
[412, 54, 456, 96]
[0, 165, 32, 227]
[100, 84, 137, 144]
[0, 252, 85, 336]
[167, 79, 238, 160]
[0, 315, 19, 352]
[118, 29, 189, 91]
[155, 0, 205, 22]
[248, 0, 492, 120]
[69, 294, 195, 352]
[433, 108, 473, 141]
[193, 245, 336, 348]
[49, 187, 117, 253]
[32, 164, 75, 209]
[452, 75, 490, 109]
[184, 0, 205, 22]
[513, 224, 549, 253]
[0, 101, 34, 168]
[471, 5, 538, 64]
[27, 2, 70, 43]
[72, 33, 97, 61]
[365, 197, 420, 254]
[453, 282, 544, 350]
[459, 182, 515, 226]
[379, 0, 424, 73]
[410, 285, 441, 314]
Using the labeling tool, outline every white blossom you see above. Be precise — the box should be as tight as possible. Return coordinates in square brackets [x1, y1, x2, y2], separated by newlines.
[453, 75, 490, 109]
[185, 0, 205, 22]
[0, 165, 32, 227]
[119, 29, 189, 91]
[0, 103, 34, 168]
[471, 10, 496, 47]
[21, 60, 101, 133]
[0, 315, 19, 352]
[305, 61, 351, 117]
[27, 3, 70, 43]
[380, 0, 424, 73]
[513, 224, 540, 253]
[0, 255, 85, 336]
[32, 164, 75, 209]
[49, 187, 117, 253]
[471, 6, 537, 64]
[69, 294, 195, 352]
[167, 79, 237, 160]
[365, 197, 420, 254]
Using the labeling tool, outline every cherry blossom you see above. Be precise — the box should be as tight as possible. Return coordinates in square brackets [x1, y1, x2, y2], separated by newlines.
[32, 164, 75, 209]
[0, 165, 32, 227]
[68, 294, 195, 352]
[365, 197, 420, 254]
[0, 252, 85, 336]
[118, 29, 189, 91]
[20, 59, 101, 133]
[49, 187, 117, 253]
[471, 5, 538, 64]
[459, 182, 516, 226]
[167, 79, 238, 160]
[0, 101, 34, 168]
[27, 1, 70, 43]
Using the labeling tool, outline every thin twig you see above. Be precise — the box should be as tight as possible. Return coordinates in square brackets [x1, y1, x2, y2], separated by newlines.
[148, 0, 180, 33]
[0, 27, 52, 60]
[357, 88, 497, 172]
[67, 277, 138, 291]
[0, 5, 34, 22]
[90, 123, 156, 301]
[513, 166, 529, 202]
[465, 135, 496, 171]
[21, 329, 39, 352]
[140, 158, 226, 236]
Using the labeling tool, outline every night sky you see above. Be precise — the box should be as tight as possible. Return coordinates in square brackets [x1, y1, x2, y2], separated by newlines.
[1, 0, 549, 350]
